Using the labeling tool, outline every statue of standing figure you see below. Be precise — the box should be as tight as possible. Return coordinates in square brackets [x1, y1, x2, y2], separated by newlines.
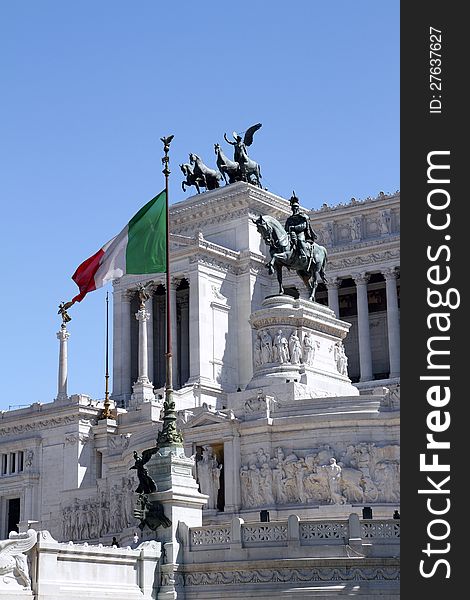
[334, 341, 348, 376]
[273, 330, 289, 363]
[289, 331, 302, 364]
[129, 449, 158, 494]
[302, 332, 315, 365]
[322, 458, 344, 504]
[197, 445, 222, 510]
[254, 333, 262, 367]
[260, 330, 273, 364]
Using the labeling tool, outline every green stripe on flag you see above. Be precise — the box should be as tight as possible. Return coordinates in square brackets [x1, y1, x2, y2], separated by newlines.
[126, 190, 167, 274]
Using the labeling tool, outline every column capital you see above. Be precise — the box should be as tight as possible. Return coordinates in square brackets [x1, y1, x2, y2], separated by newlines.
[326, 277, 341, 290]
[351, 272, 370, 285]
[383, 267, 399, 281]
[56, 326, 70, 341]
[135, 307, 151, 323]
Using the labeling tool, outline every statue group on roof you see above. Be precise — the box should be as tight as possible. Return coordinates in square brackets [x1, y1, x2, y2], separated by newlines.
[181, 123, 263, 194]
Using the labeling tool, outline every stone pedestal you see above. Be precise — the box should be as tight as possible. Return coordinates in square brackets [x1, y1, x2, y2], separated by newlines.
[146, 445, 207, 599]
[248, 296, 359, 397]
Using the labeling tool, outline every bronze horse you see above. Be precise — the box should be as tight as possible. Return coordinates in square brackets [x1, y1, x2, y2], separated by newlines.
[254, 214, 328, 301]
[180, 162, 204, 194]
[214, 143, 240, 184]
[189, 153, 222, 190]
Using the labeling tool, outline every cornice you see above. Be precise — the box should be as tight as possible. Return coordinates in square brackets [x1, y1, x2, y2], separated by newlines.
[170, 182, 291, 232]
[310, 191, 400, 216]
[0, 401, 100, 437]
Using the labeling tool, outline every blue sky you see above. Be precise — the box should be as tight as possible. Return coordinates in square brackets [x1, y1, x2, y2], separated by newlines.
[0, 1, 399, 411]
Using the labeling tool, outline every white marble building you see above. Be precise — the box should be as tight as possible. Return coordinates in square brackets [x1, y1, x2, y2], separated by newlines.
[0, 183, 400, 598]
[111, 182, 399, 407]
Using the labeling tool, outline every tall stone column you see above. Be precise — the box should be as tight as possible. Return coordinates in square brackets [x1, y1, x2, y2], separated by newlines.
[121, 291, 133, 401]
[326, 278, 341, 317]
[353, 272, 373, 382]
[384, 268, 400, 378]
[146, 290, 154, 385]
[56, 325, 70, 402]
[112, 289, 133, 404]
[188, 268, 201, 384]
[131, 305, 155, 404]
[170, 278, 179, 389]
[179, 291, 190, 387]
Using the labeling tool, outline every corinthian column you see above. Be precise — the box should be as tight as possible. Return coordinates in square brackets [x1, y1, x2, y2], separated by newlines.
[56, 325, 70, 402]
[326, 278, 341, 317]
[353, 272, 373, 382]
[131, 305, 155, 404]
[384, 268, 400, 378]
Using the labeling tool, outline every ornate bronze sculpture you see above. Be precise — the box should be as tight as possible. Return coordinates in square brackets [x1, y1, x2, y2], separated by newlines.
[133, 493, 171, 532]
[284, 193, 318, 260]
[180, 162, 204, 194]
[58, 301, 73, 325]
[214, 143, 240, 184]
[136, 282, 152, 309]
[189, 153, 222, 190]
[129, 449, 158, 494]
[224, 123, 262, 187]
[253, 193, 328, 302]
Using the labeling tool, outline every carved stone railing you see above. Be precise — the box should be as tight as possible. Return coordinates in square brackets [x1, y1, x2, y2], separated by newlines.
[187, 516, 400, 553]
[242, 522, 288, 546]
[190, 525, 232, 550]
[300, 520, 349, 544]
[360, 520, 400, 539]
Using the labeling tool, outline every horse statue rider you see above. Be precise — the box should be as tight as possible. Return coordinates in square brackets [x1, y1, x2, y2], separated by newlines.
[285, 192, 318, 264]
[253, 192, 327, 302]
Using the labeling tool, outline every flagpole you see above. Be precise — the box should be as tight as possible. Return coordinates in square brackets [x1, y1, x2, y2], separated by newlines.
[157, 135, 182, 448]
[162, 137, 173, 393]
[101, 291, 112, 419]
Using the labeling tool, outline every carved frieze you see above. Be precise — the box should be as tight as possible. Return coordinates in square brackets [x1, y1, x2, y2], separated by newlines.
[0, 415, 77, 437]
[240, 443, 400, 508]
[60, 476, 136, 541]
[183, 566, 400, 586]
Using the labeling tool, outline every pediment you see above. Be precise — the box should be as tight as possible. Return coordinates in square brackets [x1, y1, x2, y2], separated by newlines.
[183, 409, 237, 428]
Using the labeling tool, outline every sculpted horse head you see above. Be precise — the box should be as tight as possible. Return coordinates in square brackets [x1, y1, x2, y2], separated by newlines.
[252, 215, 288, 251]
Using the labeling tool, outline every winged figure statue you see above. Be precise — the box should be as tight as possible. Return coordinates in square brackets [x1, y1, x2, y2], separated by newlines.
[223, 123, 262, 187]
[0, 529, 37, 589]
[129, 447, 158, 494]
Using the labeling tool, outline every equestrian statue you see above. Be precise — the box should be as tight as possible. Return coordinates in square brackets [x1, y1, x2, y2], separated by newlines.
[253, 193, 328, 302]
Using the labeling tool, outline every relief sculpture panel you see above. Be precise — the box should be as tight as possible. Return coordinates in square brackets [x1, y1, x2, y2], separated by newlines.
[240, 443, 399, 508]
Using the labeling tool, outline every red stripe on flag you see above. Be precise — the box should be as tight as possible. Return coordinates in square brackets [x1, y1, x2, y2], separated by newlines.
[71, 248, 105, 303]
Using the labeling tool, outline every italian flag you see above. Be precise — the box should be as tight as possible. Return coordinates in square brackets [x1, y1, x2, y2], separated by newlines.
[71, 190, 167, 304]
